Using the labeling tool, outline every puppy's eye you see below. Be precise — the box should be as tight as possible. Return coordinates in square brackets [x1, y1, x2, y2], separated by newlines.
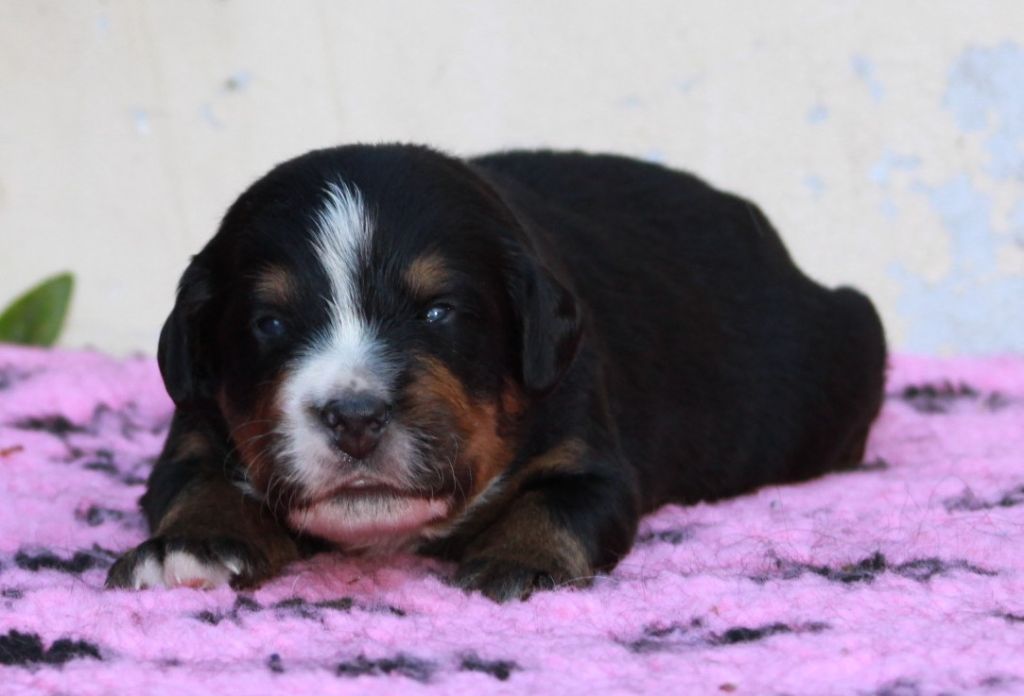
[422, 303, 453, 324]
[254, 315, 287, 338]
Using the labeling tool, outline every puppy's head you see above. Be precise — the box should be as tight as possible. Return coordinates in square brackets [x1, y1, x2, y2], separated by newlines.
[159, 145, 581, 548]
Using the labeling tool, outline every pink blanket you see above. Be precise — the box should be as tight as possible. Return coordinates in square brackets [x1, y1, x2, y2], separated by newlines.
[0, 344, 1021, 695]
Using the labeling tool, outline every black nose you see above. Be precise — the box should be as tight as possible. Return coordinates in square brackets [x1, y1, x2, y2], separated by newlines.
[319, 392, 392, 460]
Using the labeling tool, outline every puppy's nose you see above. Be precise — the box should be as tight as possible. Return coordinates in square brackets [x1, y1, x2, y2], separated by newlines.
[319, 393, 391, 460]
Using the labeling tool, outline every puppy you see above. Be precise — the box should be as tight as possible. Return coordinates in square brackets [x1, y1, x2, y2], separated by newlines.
[106, 145, 886, 601]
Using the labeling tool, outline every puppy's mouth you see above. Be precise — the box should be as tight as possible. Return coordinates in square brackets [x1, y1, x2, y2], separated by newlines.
[305, 476, 435, 506]
[286, 474, 452, 548]
[274, 420, 459, 546]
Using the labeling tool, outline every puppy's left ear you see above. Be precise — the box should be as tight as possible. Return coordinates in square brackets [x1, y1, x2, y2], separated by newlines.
[507, 252, 583, 395]
[158, 258, 214, 406]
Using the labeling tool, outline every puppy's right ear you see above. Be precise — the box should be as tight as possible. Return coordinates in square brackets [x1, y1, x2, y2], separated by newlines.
[158, 258, 213, 406]
[505, 249, 583, 396]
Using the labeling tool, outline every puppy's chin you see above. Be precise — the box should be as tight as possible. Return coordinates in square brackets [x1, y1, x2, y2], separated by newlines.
[286, 489, 450, 552]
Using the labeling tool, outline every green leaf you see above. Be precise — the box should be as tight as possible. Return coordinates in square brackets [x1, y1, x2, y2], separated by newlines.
[0, 273, 75, 346]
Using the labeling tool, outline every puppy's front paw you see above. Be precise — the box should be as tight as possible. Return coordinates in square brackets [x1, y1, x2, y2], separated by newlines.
[105, 536, 269, 590]
[454, 556, 589, 602]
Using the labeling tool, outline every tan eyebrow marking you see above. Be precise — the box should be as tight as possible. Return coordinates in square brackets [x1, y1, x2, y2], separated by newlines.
[404, 253, 449, 297]
[253, 266, 295, 304]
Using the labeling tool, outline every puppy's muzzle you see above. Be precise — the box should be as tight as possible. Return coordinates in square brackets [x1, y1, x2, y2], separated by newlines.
[318, 392, 392, 460]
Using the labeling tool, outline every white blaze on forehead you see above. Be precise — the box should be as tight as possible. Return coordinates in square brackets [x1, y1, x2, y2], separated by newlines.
[277, 181, 389, 493]
[269, 181, 443, 549]
[311, 181, 374, 376]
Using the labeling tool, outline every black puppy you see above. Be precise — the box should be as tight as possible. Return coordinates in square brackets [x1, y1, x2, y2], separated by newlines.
[106, 145, 886, 601]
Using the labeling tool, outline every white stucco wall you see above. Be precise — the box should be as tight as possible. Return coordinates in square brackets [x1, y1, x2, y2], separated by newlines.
[1, 0, 1022, 355]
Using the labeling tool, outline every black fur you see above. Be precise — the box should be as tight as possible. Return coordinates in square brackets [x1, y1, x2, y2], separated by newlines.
[476, 150, 885, 510]
[111, 144, 887, 600]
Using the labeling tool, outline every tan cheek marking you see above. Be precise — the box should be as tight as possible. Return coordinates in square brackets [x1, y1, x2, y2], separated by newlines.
[253, 265, 295, 305]
[424, 438, 588, 540]
[409, 357, 520, 497]
[404, 253, 449, 298]
[217, 378, 285, 493]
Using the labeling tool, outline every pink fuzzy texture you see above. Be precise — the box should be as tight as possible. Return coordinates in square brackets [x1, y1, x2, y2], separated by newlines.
[0, 345, 1022, 694]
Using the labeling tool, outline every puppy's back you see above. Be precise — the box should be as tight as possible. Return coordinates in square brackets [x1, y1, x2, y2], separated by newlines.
[474, 150, 887, 510]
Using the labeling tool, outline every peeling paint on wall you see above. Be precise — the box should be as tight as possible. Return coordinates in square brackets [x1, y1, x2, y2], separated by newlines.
[889, 43, 1024, 354]
[869, 152, 921, 188]
[1012, 201, 1024, 247]
[3, 3, 1021, 354]
[945, 42, 1024, 182]
[676, 75, 702, 94]
[131, 109, 151, 136]
[803, 174, 825, 199]
[852, 54, 885, 102]
[805, 104, 829, 124]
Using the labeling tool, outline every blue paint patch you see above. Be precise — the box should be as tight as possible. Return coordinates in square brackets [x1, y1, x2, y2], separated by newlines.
[945, 42, 1024, 182]
[889, 43, 1024, 354]
[614, 95, 644, 109]
[891, 177, 1024, 353]
[805, 104, 829, 124]
[131, 109, 151, 136]
[852, 54, 885, 101]
[928, 176, 997, 273]
[879, 198, 899, 219]
[224, 70, 252, 92]
[1012, 200, 1024, 246]
[677, 75, 703, 94]
[199, 102, 223, 129]
[870, 151, 921, 187]
[95, 14, 111, 35]
[803, 174, 825, 199]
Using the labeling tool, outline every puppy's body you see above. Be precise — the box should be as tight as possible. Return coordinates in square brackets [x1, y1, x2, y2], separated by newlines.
[107, 146, 886, 600]
[475, 152, 885, 507]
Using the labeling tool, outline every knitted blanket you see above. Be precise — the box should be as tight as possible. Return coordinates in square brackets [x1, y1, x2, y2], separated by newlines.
[0, 344, 1021, 695]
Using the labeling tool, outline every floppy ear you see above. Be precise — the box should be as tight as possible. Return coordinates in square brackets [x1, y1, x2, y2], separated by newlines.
[508, 252, 583, 395]
[157, 258, 214, 406]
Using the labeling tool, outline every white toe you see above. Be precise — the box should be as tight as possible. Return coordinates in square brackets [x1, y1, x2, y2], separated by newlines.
[161, 551, 234, 589]
[132, 555, 165, 590]
[222, 556, 244, 575]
